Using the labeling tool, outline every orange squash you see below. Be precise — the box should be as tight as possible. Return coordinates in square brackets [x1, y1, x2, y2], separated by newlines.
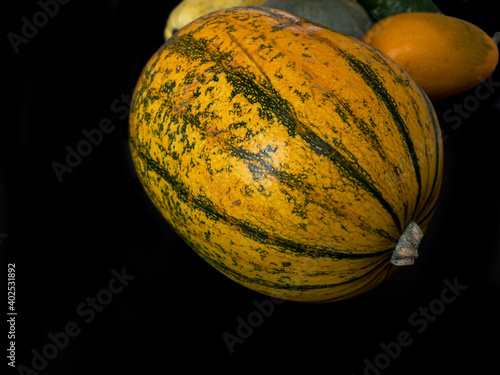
[129, 7, 443, 302]
[362, 12, 499, 101]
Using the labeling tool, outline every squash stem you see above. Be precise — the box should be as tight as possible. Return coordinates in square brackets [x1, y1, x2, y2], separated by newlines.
[390, 222, 423, 266]
[493, 32, 500, 45]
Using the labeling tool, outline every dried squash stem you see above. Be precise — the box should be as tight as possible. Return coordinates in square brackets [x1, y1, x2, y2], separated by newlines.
[390, 222, 423, 266]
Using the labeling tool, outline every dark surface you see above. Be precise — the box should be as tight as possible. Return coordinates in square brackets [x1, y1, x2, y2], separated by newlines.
[3, 0, 500, 373]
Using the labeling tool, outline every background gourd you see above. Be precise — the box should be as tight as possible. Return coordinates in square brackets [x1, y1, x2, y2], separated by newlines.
[263, 0, 373, 38]
[362, 12, 499, 101]
[357, 0, 442, 21]
[164, 0, 268, 39]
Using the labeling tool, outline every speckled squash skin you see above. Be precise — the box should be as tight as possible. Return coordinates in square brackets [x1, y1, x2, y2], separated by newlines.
[129, 6, 443, 302]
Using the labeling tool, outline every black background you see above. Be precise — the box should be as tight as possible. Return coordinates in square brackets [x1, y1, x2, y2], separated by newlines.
[3, 0, 500, 373]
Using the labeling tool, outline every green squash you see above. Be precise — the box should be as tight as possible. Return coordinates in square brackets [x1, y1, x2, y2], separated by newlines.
[262, 0, 373, 38]
[357, 0, 442, 21]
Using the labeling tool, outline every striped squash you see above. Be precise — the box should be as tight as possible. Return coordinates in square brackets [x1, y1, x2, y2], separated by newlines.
[129, 6, 443, 302]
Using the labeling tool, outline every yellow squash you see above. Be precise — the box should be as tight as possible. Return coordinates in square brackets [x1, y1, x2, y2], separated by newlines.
[131, 7, 443, 302]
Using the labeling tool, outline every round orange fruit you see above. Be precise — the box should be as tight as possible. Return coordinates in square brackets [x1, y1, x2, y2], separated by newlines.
[362, 12, 499, 101]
